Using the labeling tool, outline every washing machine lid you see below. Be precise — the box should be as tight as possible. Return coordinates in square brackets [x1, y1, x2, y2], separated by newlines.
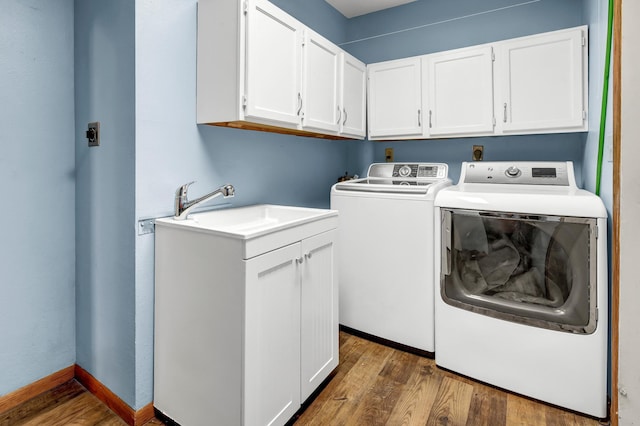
[435, 161, 607, 218]
[333, 163, 449, 195]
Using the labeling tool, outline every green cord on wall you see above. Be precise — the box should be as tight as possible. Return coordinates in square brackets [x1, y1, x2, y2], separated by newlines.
[596, 0, 614, 196]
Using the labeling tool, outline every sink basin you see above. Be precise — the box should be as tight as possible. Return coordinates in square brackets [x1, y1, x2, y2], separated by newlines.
[155, 204, 338, 259]
[156, 204, 337, 239]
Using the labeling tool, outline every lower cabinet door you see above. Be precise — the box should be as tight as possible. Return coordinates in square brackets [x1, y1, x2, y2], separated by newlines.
[300, 230, 339, 401]
[244, 242, 301, 426]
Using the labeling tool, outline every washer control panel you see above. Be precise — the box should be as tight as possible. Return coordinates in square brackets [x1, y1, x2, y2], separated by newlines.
[462, 162, 572, 186]
[368, 163, 448, 179]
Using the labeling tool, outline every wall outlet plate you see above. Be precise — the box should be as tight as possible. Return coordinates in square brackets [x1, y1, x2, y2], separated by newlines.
[472, 145, 484, 161]
[385, 147, 394, 162]
[87, 122, 100, 147]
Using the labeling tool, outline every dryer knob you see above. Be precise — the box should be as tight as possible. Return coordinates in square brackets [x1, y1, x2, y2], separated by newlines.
[505, 166, 521, 177]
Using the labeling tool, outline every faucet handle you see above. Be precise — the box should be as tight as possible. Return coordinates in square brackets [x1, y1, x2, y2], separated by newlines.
[176, 181, 196, 197]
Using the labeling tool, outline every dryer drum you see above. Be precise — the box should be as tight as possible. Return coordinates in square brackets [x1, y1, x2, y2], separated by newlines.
[440, 208, 597, 334]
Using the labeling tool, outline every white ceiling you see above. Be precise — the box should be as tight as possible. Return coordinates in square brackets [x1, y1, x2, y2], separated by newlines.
[324, 0, 418, 18]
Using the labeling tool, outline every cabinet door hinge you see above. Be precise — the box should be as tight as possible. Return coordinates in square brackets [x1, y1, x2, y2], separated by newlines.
[243, 0, 248, 14]
[583, 110, 587, 120]
[582, 35, 586, 47]
[242, 95, 247, 110]
[492, 116, 496, 127]
[491, 47, 495, 62]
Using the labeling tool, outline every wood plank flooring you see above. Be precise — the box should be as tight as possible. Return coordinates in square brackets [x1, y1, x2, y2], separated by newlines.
[295, 331, 606, 426]
[0, 330, 607, 426]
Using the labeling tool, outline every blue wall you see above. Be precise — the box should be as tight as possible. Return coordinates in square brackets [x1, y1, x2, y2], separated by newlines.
[0, 0, 75, 395]
[75, 0, 137, 407]
[343, 0, 585, 62]
[2, 0, 612, 414]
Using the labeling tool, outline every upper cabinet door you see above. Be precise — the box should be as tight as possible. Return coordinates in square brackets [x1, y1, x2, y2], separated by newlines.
[301, 29, 341, 133]
[368, 58, 423, 139]
[245, 0, 303, 126]
[340, 52, 367, 139]
[498, 27, 587, 133]
[426, 46, 495, 136]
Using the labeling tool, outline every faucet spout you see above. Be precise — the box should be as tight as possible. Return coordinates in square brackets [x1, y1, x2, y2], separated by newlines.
[174, 182, 235, 220]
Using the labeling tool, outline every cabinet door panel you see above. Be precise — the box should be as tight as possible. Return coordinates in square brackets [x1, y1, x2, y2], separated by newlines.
[245, 0, 302, 126]
[500, 28, 586, 133]
[368, 58, 422, 139]
[302, 30, 341, 133]
[245, 243, 301, 426]
[300, 230, 338, 401]
[428, 46, 494, 135]
[341, 53, 367, 138]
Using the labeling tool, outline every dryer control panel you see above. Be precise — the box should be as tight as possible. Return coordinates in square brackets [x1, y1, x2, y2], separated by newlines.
[461, 161, 574, 186]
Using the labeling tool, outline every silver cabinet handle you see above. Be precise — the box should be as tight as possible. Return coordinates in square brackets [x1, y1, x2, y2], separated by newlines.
[418, 109, 422, 127]
[503, 102, 507, 123]
[297, 93, 303, 116]
[429, 110, 433, 128]
[296, 257, 304, 264]
[305, 252, 312, 260]
[343, 108, 347, 126]
[337, 106, 341, 125]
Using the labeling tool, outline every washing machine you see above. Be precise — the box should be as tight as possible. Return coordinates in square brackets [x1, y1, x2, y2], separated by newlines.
[331, 163, 451, 352]
[434, 161, 608, 418]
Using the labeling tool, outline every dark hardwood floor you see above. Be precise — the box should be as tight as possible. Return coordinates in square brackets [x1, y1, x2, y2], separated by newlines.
[0, 331, 607, 425]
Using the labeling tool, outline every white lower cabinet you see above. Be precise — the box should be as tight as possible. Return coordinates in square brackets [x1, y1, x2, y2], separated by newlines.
[244, 243, 301, 426]
[299, 230, 339, 401]
[154, 219, 338, 426]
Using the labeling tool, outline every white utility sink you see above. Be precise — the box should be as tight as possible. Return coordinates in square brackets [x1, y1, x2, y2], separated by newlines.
[154, 204, 338, 259]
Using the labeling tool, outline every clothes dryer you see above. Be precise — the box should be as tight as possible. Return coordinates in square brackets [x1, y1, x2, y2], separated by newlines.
[434, 161, 608, 418]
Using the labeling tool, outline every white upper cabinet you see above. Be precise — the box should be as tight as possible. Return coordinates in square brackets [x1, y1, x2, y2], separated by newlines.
[301, 29, 341, 133]
[339, 52, 367, 138]
[497, 26, 588, 134]
[368, 58, 423, 140]
[198, 1, 586, 141]
[197, 0, 366, 140]
[425, 46, 495, 136]
[245, 0, 303, 126]
[368, 25, 587, 140]
[197, 0, 302, 130]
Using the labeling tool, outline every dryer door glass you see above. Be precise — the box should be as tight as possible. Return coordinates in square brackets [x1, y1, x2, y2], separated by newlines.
[440, 208, 597, 334]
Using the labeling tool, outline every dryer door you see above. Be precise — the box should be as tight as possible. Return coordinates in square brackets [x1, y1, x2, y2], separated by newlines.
[440, 208, 597, 334]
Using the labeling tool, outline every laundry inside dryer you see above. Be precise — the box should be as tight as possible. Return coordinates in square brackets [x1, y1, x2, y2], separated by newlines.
[441, 209, 596, 334]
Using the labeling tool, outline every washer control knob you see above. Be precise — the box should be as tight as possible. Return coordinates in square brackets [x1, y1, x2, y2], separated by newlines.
[505, 166, 521, 177]
[398, 165, 412, 177]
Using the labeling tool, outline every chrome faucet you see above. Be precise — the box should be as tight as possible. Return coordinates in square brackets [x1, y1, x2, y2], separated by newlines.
[174, 182, 235, 220]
